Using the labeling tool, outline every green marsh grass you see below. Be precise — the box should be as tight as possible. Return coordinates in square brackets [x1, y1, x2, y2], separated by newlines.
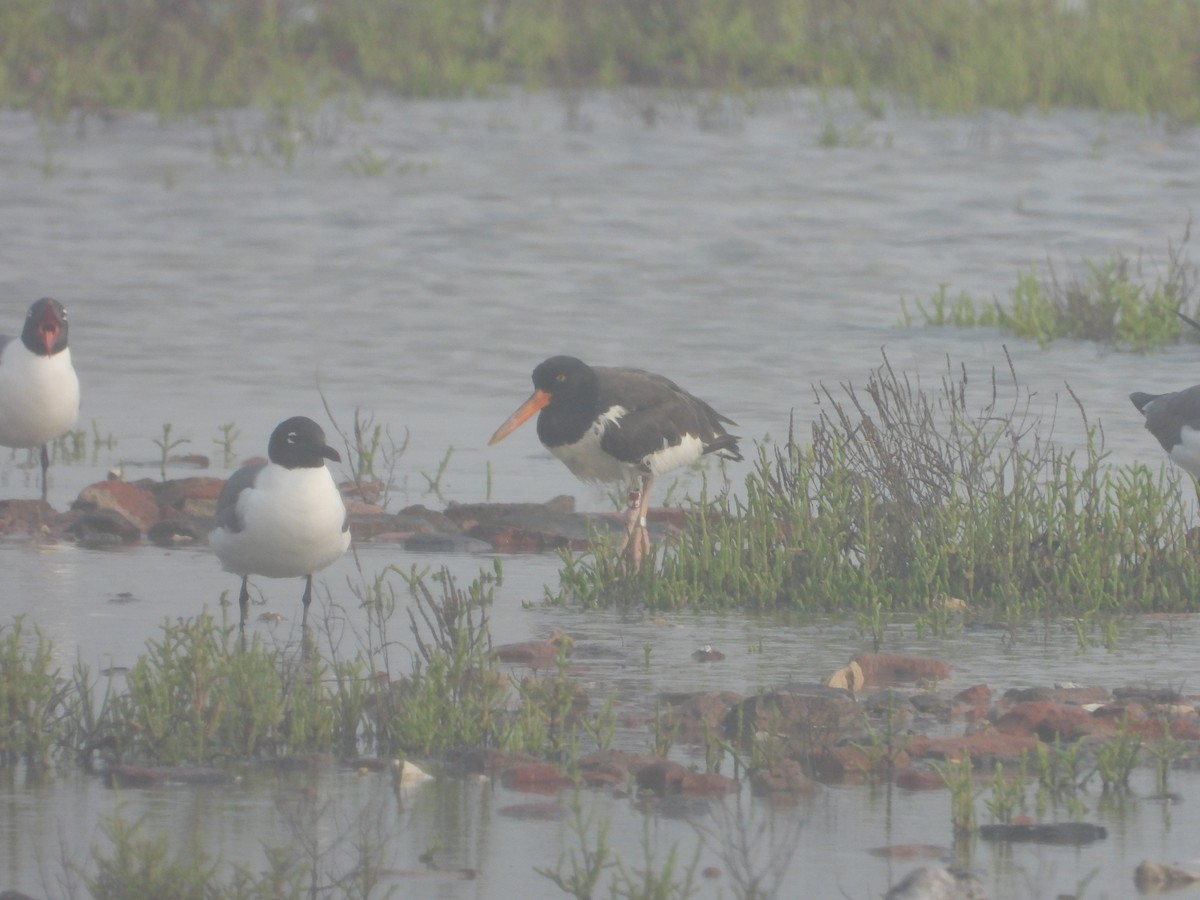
[552, 349, 1200, 617]
[901, 232, 1199, 350]
[0, 617, 64, 767]
[6, 1, 1200, 123]
[0, 564, 612, 772]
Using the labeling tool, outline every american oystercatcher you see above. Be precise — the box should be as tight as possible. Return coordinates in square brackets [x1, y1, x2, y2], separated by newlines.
[488, 355, 742, 563]
[0, 298, 80, 501]
[209, 416, 350, 629]
[1130, 387, 1200, 480]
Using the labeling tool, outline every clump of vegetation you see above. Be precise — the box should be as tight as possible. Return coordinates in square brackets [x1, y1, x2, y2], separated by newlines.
[900, 231, 1199, 350]
[5, 0, 1200, 123]
[0, 563, 617, 772]
[552, 349, 1200, 616]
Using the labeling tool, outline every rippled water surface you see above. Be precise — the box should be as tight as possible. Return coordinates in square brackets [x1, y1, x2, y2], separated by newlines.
[2, 90, 1200, 898]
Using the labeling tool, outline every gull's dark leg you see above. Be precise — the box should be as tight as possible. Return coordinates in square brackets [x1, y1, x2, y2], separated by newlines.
[39, 445, 49, 503]
[238, 576, 250, 629]
[301, 574, 313, 629]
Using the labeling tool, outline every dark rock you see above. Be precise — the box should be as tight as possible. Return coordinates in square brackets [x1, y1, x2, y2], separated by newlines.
[350, 505, 461, 542]
[443, 498, 625, 551]
[635, 759, 690, 794]
[147, 518, 206, 547]
[104, 764, 234, 787]
[403, 532, 493, 553]
[660, 691, 744, 743]
[978, 821, 1107, 845]
[147, 476, 225, 519]
[725, 686, 864, 747]
[1113, 685, 1183, 705]
[66, 509, 142, 547]
[444, 747, 541, 776]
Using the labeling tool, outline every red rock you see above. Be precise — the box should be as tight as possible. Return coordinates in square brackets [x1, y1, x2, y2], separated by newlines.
[751, 759, 820, 797]
[494, 630, 573, 667]
[907, 732, 1037, 762]
[853, 653, 951, 686]
[579, 750, 661, 779]
[955, 684, 991, 705]
[993, 700, 1100, 741]
[473, 524, 571, 552]
[496, 802, 567, 820]
[74, 481, 158, 532]
[501, 763, 573, 791]
[894, 767, 946, 790]
[0, 499, 62, 535]
[679, 771, 737, 795]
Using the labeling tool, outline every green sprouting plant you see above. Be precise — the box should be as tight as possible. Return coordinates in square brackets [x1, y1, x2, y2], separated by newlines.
[651, 700, 678, 759]
[0, 618, 65, 767]
[52, 427, 87, 464]
[323, 404, 410, 509]
[152, 422, 189, 481]
[347, 144, 388, 176]
[899, 229, 1198, 350]
[1093, 721, 1142, 790]
[984, 758, 1027, 824]
[213, 422, 240, 469]
[535, 795, 616, 899]
[932, 755, 976, 834]
[1033, 735, 1085, 814]
[111, 609, 289, 764]
[849, 698, 912, 779]
[1144, 711, 1183, 795]
[898, 283, 997, 328]
[372, 564, 507, 756]
[92, 419, 117, 453]
[420, 445, 454, 502]
[84, 811, 216, 900]
[609, 816, 701, 900]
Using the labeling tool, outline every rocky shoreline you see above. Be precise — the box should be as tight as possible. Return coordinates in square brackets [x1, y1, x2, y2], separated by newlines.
[0, 476, 655, 553]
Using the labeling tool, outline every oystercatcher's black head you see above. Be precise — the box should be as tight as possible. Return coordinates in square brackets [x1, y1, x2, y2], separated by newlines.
[530, 356, 596, 404]
[21, 298, 69, 357]
[489, 356, 597, 446]
[268, 416, 342, 469]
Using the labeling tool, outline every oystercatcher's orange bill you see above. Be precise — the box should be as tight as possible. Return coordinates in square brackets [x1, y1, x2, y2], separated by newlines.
[488, 389, 552, 445]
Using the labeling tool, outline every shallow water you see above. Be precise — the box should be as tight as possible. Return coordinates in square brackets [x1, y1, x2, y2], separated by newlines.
[2, 90, 1200, 897]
